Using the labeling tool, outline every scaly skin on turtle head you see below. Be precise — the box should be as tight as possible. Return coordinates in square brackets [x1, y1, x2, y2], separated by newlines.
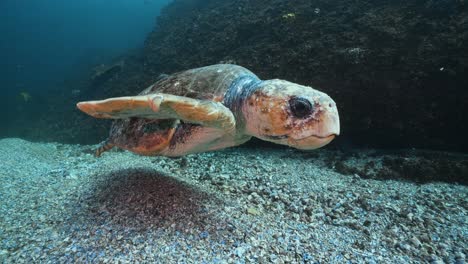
[241, 79, 340, 150]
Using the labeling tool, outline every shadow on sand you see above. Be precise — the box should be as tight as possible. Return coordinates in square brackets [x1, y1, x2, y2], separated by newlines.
[82, 168, 221, 232]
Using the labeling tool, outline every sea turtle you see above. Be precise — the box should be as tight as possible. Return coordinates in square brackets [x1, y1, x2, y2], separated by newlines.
[77, 64, 340, 157]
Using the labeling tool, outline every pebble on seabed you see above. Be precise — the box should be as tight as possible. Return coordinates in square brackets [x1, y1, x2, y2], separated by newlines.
[0, 138, 466, 263]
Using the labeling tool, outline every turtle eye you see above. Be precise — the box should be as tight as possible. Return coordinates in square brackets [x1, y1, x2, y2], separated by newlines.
[289, 97, 313, 118]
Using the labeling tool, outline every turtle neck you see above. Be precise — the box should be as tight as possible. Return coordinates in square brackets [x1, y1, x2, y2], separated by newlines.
[223, 75, 262, 133]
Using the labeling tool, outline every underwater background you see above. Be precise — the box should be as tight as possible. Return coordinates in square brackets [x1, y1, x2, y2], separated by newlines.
[1, 0, 467, 263]
[1, 0, 467, 152]
[0, 0, 170, 140]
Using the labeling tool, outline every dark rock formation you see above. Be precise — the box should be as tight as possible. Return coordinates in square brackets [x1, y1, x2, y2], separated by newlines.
[329, 149, 468, 185]
[142, 0, 468, 151]
[91, 61, 125, 87]
[3, 0, 467, 152]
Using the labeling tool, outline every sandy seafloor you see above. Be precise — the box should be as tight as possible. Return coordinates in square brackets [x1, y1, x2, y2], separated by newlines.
[0, 138, 466, 263]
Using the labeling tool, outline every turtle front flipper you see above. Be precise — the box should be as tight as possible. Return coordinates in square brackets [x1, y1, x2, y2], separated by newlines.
[77, 93, 236, 132]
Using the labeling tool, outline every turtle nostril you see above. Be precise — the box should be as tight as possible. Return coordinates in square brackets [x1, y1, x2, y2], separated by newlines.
[329, 103, 332, 108]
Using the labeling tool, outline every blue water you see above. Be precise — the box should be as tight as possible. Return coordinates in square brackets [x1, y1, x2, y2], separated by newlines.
[0, 1, 466, 262]
[0, 0, 170, 96]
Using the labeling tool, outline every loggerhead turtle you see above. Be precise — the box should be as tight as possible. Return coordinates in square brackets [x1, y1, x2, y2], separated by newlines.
[77, 64, 340, 157]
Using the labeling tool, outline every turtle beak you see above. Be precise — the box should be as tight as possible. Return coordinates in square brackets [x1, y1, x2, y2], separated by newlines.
[288, 134, 336, 150]
[291, 97, 340, 150]
[321, 101, 340, 137]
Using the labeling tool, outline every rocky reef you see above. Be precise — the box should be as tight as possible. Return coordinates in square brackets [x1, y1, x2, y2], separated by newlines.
[142, 0, 468, 151]
[3, 0, 467, 152]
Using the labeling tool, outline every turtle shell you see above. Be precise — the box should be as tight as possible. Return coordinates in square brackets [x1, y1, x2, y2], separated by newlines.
[102, 64, 259, 156]
[139, 64, 257, 101]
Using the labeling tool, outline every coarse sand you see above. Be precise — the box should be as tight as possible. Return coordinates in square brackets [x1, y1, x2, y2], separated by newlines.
[0, 138, 466, 263]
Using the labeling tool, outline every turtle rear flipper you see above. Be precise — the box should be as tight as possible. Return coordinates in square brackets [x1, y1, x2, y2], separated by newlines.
[77, 93, 236, 133]
[95, 140, 115, 157]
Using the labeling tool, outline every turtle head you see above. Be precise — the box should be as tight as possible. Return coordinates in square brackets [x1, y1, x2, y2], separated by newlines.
[242, 79, 340, 150]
